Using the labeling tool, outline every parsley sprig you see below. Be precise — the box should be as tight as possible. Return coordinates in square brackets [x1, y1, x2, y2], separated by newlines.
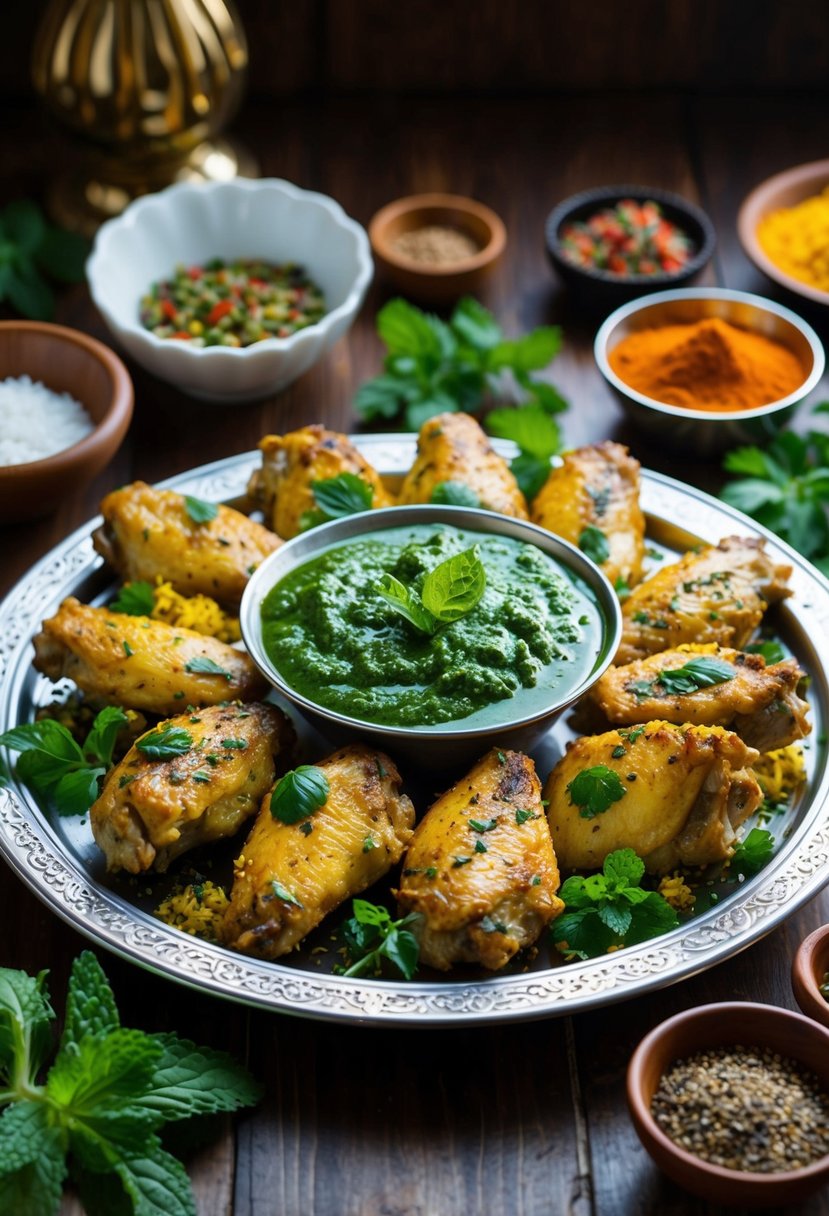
[0, 706, 128, 816]
[339, 899, 421, 980]
[566, 764, 627, 820]
[0, 951, 260, 1216]
[721, 414, 829, 576]
[551, 849, 679, 959]
[109, 581, 155, 617]
[729, 827, 775, 877]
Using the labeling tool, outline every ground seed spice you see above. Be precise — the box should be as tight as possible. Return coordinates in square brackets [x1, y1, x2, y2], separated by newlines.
[391, 225, 480, 264]
[651, 1045, 829, 1172]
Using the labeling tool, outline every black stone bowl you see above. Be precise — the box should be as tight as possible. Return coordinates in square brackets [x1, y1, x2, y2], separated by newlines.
[545, 185, 716, 315]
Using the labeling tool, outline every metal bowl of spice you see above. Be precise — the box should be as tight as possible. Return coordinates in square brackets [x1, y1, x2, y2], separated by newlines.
[368, 193, 506, 305]
[627, 1002, 829, 1206]
[0, 321, 133, 524]
[594, 287, 825, 456]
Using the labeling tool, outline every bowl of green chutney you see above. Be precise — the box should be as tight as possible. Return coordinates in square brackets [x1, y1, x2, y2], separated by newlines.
[240, 506, 622, 765]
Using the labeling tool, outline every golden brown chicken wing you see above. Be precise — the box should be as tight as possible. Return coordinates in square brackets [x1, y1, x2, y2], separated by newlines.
[91, 702, 293, 873]
[93, 482, 280, 607]
[531, 441, 645, 588]
[248, 425, 392, 539]
[33, 597, 267, 716]
[396, 749, 563, 971]
[591, 643, 810, 752]
[220, 745, 414, 959]
[397, 412, 529, 517]
[544, 722, 763, 873]
[616, 536, 791, 665]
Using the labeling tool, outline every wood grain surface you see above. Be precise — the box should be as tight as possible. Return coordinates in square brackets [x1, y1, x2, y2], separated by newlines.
[2, 91, 829, 1216]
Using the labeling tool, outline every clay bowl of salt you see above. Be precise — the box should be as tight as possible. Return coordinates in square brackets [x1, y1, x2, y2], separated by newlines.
[0, 321, 133, 524]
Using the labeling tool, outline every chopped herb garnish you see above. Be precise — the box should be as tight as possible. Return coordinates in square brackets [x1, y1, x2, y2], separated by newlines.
[515, 808, 539, 825]
[480, 917, 508, 934]
[474, 840, 488, 854]
[109, 580, 155, 616]
[271, 880, 303, 908]
[185, 656, 233, 679]
[425, 866, 438, 879]
[122, 640, 134, 657]
[184, 495, 218, 524]
[452, 856, 472, 867]
[340, 898, 421, 980]
[221, 738, 247, 750]
[136, 726, 192, 760]
[192, 771, 211, 784]
[578, 525, 610, 565]
[469, 817, 499, 833]
[746, 640, 786, 665]
[730, 827, 775, 876]
[362, 836, 378, 853]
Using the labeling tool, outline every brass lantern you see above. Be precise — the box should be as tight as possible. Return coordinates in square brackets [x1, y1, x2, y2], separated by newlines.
[32, 0, 256, 235]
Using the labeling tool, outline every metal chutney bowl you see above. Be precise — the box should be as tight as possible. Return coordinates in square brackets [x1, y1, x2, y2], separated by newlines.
[240, 505, 622, 767]
[594, 287, 825, 457]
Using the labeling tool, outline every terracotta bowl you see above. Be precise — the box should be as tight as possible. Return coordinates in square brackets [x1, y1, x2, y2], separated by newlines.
[739, 159, 829, 305]
[0, 322, 133, 524]
[368, 193, 506, 305]
[793, 923, 829, 1029]
[627, 1002, 829, 1207]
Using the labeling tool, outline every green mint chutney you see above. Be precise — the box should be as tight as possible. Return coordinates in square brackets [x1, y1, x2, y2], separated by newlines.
[260, 524, 604, 729]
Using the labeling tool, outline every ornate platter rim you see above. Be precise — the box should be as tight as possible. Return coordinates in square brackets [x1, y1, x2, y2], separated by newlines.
[1, 437, 828, 1027]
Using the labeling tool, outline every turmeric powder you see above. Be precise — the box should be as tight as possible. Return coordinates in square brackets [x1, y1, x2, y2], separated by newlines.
[608, 317, 805, 411]
[757, 187, 829, 292]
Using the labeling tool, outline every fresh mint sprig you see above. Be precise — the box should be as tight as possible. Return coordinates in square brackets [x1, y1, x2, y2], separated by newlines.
[299, 473, 374, 531]
[721, 413, 829, 576]
[0, 200, 88, 321]
[376, 546, 486, 635]
[550, 849, 679, 959]
[0, 706, 128, 816]
[339, 900, 421, 980]
[0, 951, 260, 1216]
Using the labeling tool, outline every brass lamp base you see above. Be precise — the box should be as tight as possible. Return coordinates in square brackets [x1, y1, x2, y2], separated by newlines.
[48, 136, 259, 238]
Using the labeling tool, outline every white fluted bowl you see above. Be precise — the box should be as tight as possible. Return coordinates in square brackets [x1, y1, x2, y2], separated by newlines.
[87, 179, 373, 403]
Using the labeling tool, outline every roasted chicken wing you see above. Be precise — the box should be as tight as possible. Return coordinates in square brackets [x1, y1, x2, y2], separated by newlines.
[616, 536, 791, 665]
[544, 722, 763, 873]
[33, 597, 267, 716]
[220, 745, 414, 959]
[91, 702, 293, 873]
[93, 481, 280, 607]
[592, 643, 810, 752]
[248, 425, 392, 539]
[531, 441, 646, 588]
[397, 412, 529, 517]
[396, 749, 563, 971]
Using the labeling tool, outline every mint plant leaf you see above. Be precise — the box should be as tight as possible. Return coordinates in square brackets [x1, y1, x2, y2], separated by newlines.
[341, 901, 421, 979]
[98, 1139, 197, 1216]
[270, 765, 330, 824]
[377, 299, 445, 362]
[7, 262, 54, 321]
[134, 1033, 263, 1121]
[35, 227, 89, 284]
[47, 1028, 162, 1114]
[0, 1102, 66, 1216]
[354, 373, 413, 422]
[421, 546, 486, 622]
[3, 201, 45, 255]
[510, 452, 552, 500]
[746, 640, 785, 665]
[60, 952, 119, 1051]
[450, 298, 503, 350]
[730, 827, 775, 876]
[602, 847, 644, 887]
[376, 573, 436, 634]
[110, 582, 155, 616]
[0, 968, 54, 1088]
[136, 728, 192, 760]
[654, 656, 734, 696]
[183, 656, 232, 679]
[623, 892, 680, 944]
[52, 766, 104, 817]
[486, 404, 561, 459]
[579, 525, 610, 565]
[311, 473, 373, 519]
[487, 327, 562, 372]
[84, 707, 130, 768]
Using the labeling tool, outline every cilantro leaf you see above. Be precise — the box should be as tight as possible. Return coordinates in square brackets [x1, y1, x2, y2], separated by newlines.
[376, 573, 437, 635]
[84, 706, 129, 768]
[578, 525, 610, 565]
[136, 728, 192, 760]
[0, 1102, 67, 1216]
[270, 765, 329, 824]
[183, 656, 232, 679]
[311, 473, 374, 520]
[730, 827, 775, 876]
[109, 581, 155, 616]
[430, 480, 480, 507]
[421, 546, 486, 623]
[566, 765, 627, 819]
[183, 496, 218, 525]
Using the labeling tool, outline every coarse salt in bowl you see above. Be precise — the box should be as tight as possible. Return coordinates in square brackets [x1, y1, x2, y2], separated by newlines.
[87, 179, 373, 404]
[0, 376, 93, 466]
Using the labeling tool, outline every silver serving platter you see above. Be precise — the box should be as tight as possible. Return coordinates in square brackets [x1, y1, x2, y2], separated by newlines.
[1, 437, 828, 1027]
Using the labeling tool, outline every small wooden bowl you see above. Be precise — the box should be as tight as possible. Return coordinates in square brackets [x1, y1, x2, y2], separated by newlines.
[368, 193, 506, 305]
[0, 322, 133, 524]
[627, 1002, 829, 1207]
[793, 924, 829, 1029]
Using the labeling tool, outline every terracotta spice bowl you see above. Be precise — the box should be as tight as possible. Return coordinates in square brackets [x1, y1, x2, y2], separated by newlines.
[792, 923, 829, 1030]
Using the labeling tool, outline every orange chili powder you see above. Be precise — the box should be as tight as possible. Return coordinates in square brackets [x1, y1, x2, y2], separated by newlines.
[608, 317, 805, 411]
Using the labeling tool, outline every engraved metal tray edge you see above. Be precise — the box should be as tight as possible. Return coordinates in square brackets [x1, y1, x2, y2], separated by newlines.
[0, 437, 827, 1027]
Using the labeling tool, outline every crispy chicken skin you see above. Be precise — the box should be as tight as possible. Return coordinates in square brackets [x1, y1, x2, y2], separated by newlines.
[397, 412, 529, 518]
[33, 597, 267, 716]
[248, 425, 392, 539]
[396, 749, 563, 972]
[531, 441, 646, 588]
[592, 643, 810, 752]
[91, 703, 293, 874]
[544, 722, 763, 874]
[220, 745, 414, 959]
[93, 481, 280, 607]
[616, 536, 791, 665]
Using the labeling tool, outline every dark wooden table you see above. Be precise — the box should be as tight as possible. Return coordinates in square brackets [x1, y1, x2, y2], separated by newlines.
[4, 92, 829, 1216]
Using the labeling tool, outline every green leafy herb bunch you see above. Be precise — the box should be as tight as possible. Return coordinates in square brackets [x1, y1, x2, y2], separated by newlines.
[0, 951, 261, 1216]
[0, 200, 88, 321]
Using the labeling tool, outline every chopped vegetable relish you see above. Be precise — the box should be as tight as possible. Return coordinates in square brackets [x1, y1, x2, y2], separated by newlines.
[559, 199, 693, 277]
[140, 258, 326, 347]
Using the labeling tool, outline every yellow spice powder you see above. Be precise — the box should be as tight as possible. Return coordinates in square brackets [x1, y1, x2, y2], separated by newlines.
[757, 187, 829, 291]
